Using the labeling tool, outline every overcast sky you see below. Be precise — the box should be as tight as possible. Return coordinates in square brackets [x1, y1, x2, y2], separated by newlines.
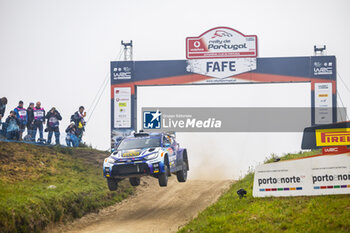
[1, 0, 349, 152]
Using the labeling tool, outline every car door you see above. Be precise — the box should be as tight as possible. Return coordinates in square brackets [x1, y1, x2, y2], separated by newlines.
[172, 138, 182, 170]
[164, 136, 176, 171]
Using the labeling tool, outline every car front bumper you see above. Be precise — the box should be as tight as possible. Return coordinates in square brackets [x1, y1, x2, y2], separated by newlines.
[103, 159, 165, 178]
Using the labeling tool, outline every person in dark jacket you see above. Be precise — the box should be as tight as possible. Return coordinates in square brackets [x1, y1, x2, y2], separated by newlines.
[45, 107, 62, 145]
[0, 97, 8, 137]
[26, 102, 35, 141]
[0, 97, 8, 121]
[72, 106, 86, 143]
[5, 111, 20, 140]
[14, 101, 27, 140]
[65, 122, 79, 147]
[32, 101, 45, 142]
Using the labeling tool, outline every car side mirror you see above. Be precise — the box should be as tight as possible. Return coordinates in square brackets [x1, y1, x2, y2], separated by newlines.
[164, 143, 171, 147]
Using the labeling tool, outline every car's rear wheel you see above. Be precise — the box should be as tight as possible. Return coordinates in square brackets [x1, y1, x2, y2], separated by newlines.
[107, 178, 119, 191]
[158, 164, 169, 187]
[176, 160, 188, 182]
[129, 177, 141, 186]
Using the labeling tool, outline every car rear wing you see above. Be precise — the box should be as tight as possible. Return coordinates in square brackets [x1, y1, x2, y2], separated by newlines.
[134, 131, 150, 137]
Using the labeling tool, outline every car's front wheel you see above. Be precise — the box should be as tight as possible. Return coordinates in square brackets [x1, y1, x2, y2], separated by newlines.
[129, 177, 141, 186]
[107, 178, 119, 191]
[176, 160, 188, 182]
[158, 164, 169, 187]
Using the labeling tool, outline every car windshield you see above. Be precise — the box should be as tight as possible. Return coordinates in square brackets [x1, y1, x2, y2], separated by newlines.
[117, 137, 161, 150]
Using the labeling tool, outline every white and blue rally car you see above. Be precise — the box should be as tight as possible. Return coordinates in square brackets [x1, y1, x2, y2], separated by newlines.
[103, 131, 189, 191]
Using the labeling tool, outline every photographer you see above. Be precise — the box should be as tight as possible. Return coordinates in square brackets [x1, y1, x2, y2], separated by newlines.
[25, 102, 35, 141]
[32, 101, 45, 142]
[65, 122, 79, 147]
[5, 111, 20, 140]
[14, 101, 27, 140]
[71, 106, 86, 143]
[45, 107, 62, 145]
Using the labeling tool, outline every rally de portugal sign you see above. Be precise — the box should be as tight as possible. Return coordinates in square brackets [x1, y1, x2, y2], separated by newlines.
[253, 151, 350, 197]
[186, 27, 258, 59]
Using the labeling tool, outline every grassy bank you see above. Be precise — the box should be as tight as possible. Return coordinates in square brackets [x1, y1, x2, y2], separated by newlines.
[0, 142, 134, 233]
[179, 150, 350, 233]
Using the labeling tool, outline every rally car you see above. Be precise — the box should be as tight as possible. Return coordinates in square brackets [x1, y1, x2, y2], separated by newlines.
[103, 131, 189, 191]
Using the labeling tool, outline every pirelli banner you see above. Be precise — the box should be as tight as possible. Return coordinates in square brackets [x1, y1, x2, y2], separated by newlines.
[316, 128, 350, 147]
[302, 121, 350, 149]
[253, 151, 350, 197]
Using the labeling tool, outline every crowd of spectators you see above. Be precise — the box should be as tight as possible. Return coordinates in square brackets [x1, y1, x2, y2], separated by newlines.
[0, 97, 86, 147]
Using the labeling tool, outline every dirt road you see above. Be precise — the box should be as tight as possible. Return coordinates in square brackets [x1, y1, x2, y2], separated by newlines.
[50, 177, 232, 233]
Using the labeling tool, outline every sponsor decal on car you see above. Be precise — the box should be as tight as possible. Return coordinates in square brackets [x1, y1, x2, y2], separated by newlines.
[122, 151, 140, 157]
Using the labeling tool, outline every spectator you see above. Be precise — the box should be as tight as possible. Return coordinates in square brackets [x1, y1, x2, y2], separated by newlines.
[5, 111, 20, 140]
[0, 97, 8, 122]
[32, 101, 45, 142]
[45, 107, 62, 145]
[72, 106, 86, 143]
[25, 102, 35, 141]
[65, 122, 79, 147]
[14, 101, 27, 140]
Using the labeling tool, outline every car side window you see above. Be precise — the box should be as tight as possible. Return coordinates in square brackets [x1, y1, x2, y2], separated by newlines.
[163, 136, 170, 146]
[168, 136, 173, 145]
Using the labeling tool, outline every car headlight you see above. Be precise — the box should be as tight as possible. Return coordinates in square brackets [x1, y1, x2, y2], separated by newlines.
[105, 157, 116, 164]
[144, 152, 159, 160]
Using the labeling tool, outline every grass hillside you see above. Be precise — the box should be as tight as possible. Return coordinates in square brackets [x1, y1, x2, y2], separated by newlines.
[0, 142, 134, 233]
[179, 150, 350, 233]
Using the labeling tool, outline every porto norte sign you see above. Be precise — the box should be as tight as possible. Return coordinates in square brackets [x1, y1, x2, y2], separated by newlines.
[186, 27, 258, 59]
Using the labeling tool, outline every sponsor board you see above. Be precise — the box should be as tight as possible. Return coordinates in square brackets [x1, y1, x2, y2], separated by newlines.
[186, 58, 256, 80]
[316, 128, 350, 147]
[114, 87, 131, 128]
[314, 82, 333, 124]
[253, 152, 350, 197]
[186, 27, 258, 59]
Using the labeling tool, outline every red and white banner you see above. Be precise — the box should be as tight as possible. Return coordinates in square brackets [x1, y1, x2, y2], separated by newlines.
[186, 27, 258, 59]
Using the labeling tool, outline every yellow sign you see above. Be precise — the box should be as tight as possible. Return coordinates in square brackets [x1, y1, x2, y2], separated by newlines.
[316, 128, 350, 146]
[119, 102, 127, 107]
[122, 151, 140, 157]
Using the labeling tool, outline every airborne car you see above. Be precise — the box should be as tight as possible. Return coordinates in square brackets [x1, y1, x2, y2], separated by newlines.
[103, 131, 189, 191]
